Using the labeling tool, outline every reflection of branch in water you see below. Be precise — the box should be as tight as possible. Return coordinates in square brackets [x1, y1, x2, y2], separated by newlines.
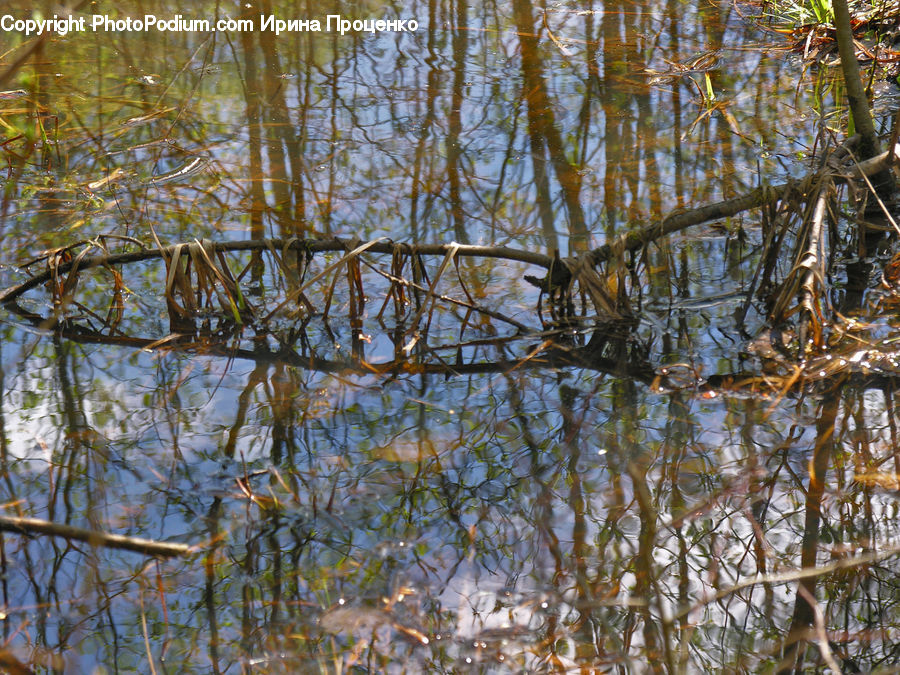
[8, 299, 900, 399]
[3, 302, 656, 382]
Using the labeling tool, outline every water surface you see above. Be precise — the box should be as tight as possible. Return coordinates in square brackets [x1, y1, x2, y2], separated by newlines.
[1, 0, 899, 672]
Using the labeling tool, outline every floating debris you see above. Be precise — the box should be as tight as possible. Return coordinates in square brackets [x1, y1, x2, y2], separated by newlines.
[121, 106, 176, 127]
[147, 155, 211, 186]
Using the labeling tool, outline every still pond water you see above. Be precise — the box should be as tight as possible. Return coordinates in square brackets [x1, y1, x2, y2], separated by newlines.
[1, 0, 900, 672]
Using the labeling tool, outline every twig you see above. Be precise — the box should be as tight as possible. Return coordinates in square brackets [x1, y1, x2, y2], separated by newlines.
[139, 590, 160, 675]
[796, 584, 843, 674]
[675, 544, 900, 621]
[0, 515, 191, 557]
[363, 260, 532, 331]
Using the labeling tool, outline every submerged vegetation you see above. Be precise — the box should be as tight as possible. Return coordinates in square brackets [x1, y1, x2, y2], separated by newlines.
[2, 0, 900, 671]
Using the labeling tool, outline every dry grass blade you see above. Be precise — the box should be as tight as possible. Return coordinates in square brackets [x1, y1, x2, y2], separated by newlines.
[263, 237, 301, 288]
[45, 242, 100, 311]
[320, 261, 342, 321]
[261, 237, 387, 323]
[362, 258, 531, 331]
[60, 245, 95, 299]
[796, 178, 834, 351]
[106, 267, 126, 331]
[563, 251, 626, 319]
[47, 249, 68, 305]
[163, 244, 197, 328]
[189, 239, 250, 323]
[376, 246, 408, 323]
[264, 238, 315, 314]
[403, 243, 460, 348]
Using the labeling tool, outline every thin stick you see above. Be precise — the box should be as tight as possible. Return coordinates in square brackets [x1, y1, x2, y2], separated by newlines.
[139, 590, 159, 675]
[363, 260, 532, 331]
[796, 585, 843, 674]
[0, 515, 191, 557]
[675, 544, 900, 621]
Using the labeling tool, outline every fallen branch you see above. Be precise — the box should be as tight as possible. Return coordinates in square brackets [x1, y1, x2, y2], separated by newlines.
[0, 239, 554, 305]
[0, 514, 191, 557]
[4, 143, 897, 316]
[588, 141, 900, 267]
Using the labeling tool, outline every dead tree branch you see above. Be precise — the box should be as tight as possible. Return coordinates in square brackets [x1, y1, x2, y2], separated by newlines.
[0, 514, 192, 557]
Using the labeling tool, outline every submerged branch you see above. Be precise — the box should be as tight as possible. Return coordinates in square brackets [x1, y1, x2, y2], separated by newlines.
[0, 514, 191, 557]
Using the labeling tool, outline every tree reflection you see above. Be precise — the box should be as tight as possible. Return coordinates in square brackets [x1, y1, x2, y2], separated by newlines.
[0, 0, 897, 671]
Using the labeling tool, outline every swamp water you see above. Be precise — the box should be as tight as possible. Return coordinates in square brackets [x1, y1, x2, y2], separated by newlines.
[0, 0, 899, 671]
